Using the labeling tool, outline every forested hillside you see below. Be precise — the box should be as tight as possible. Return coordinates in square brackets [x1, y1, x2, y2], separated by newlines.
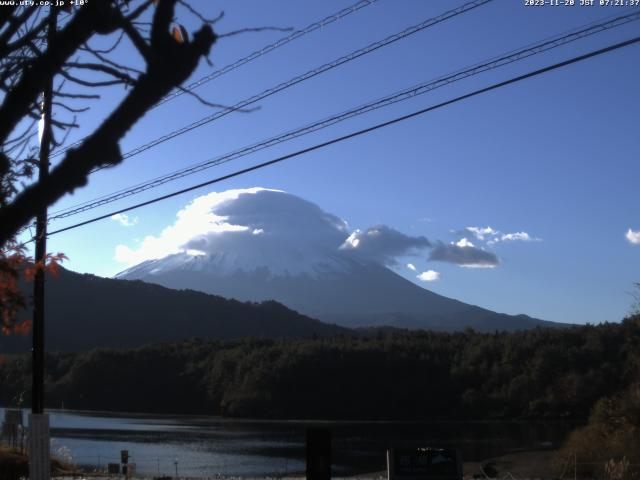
[0, 268, 347, 353]
[1, 317, 638, 419]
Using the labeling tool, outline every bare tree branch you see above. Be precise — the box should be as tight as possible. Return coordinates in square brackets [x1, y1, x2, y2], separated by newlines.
[52, 101, 90, 113]
[54, 91, 101, 100]
[64, 61, 138, 84]
[59, 68, 129, 87]
[177, 1, 224, 25]
[81, 30, 125, 55]
[0, 1, 120, 145]
[80, 44, 144, 75]
[118, 12, 153, 62]
[175, 84, 259, 112]
[126, 0, 155, 22]
[0, 11, 47, 57]
[0, 6, 38, 55]
[0, 6, 18, 32]
[0, 0, 217, 245]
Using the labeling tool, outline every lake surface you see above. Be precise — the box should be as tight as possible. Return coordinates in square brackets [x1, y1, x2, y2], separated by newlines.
[1, 408, 580, 477]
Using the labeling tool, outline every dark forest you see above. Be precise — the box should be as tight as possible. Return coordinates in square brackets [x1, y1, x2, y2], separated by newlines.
[2, 316, 638, 420]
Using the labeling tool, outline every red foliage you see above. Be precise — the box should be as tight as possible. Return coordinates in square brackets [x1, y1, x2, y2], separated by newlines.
[0, 242, 66, 336]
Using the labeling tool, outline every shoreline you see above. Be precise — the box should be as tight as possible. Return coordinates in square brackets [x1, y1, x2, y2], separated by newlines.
[2, 405, 588, 425]
[53, 448, 559, 480]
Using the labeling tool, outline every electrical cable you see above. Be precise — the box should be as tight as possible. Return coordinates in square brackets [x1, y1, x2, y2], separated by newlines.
[50, 0, 494, 167]
[47, 9, 640, 221]
[50, 0, 381, 158]
[157, 0, 381, 107]
[41, 34, 640, 239]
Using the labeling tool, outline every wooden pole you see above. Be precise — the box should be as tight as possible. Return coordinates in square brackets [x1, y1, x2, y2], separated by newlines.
[29, 7, 56, 480]
[32, 3, 56, 417]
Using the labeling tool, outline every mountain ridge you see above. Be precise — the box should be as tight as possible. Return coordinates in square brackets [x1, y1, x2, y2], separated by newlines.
[0, 267, 348, 353]
[112, 187, 558, 332]
[117, 252, 562, 331]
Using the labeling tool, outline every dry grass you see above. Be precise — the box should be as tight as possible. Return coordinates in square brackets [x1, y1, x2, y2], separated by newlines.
[550, 384, 640, 479]
[0, 442, 81, 480]
[0, 443, 28, 480]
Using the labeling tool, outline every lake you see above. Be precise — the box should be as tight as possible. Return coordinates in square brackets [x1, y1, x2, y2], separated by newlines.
[1, 409, 580, 477]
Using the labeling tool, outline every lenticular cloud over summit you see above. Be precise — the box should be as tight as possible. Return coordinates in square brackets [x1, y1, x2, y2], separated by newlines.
[114, 188, 430, 271]
[115, 188, 550, 331]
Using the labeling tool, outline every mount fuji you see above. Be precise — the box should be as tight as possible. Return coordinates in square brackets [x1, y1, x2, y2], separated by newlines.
[115, 188, 558, 331]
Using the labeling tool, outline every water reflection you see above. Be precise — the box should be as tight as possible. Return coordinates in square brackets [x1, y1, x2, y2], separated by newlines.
[1, 408, 579, 477]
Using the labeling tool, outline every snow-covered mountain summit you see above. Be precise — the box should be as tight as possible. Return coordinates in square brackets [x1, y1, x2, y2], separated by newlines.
[115, 188, 555, 331]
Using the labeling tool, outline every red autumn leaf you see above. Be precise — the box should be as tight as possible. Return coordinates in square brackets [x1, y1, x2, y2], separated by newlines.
[13, 319, 32, 336]
[46, 260, 59, 277]
[1, 243, 67, 337]
[24, 265, 36, 282]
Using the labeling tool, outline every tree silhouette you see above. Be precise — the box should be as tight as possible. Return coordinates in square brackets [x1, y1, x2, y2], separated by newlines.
[0, 0, 222, 333]
[0, 0, 218, 245]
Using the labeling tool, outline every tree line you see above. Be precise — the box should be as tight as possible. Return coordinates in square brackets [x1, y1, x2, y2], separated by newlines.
[1, 316, 639, 420]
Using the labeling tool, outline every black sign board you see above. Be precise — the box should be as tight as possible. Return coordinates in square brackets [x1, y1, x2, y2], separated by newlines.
[387, 448, 462, 480]
[306, 427, 331, 480]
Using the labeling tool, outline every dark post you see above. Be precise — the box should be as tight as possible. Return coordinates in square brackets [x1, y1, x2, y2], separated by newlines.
[32, 5, 56, 417]
[121, 450, 129, 479]
[306, 427, 332, 480]
[29, 8, 56, 480]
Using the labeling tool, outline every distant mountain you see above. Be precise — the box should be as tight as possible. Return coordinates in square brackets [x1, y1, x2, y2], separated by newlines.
[0, 267, 348, 353]
[117, 251, 561, 331]
[113, 188, 560, 331]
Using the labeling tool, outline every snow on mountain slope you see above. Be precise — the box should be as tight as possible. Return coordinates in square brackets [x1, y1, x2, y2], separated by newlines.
[115, 188, 557, 331]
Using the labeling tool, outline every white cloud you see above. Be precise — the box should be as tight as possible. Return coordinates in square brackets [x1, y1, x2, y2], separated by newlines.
[499, 231, 540, 242]
[114, 188, 355, 270]
[463, 226, 541, 245]
[417, 270, 440, 282]
[466, 226, 497, 241]
[626, 229, 640, 245]
[111, 213, 138, 227]
[116, 188, 434, 272]
[455, 237, 475, 248]
[114, 188, 272, 266]
[114, 189, 526, 275]
[343, 232, 360, 248]
[114, 244, 138, 264]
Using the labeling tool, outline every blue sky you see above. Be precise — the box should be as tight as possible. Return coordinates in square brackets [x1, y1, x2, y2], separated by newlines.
[31, 0, 640, 325]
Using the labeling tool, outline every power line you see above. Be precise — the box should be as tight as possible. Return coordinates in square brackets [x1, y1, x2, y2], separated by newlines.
[47, 10, 640, 221]
[43, 35, 640, 239]
[50, 0, 381, 158]
[156, 0, 380, 107]
[115, 0, 492, 163]
[53, 0, 494, 170]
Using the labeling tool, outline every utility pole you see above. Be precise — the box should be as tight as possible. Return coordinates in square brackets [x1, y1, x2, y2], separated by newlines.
[29, 6, 56, 480]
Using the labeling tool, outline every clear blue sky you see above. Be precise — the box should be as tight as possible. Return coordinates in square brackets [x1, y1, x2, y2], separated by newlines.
[34, 0, 640, 325]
